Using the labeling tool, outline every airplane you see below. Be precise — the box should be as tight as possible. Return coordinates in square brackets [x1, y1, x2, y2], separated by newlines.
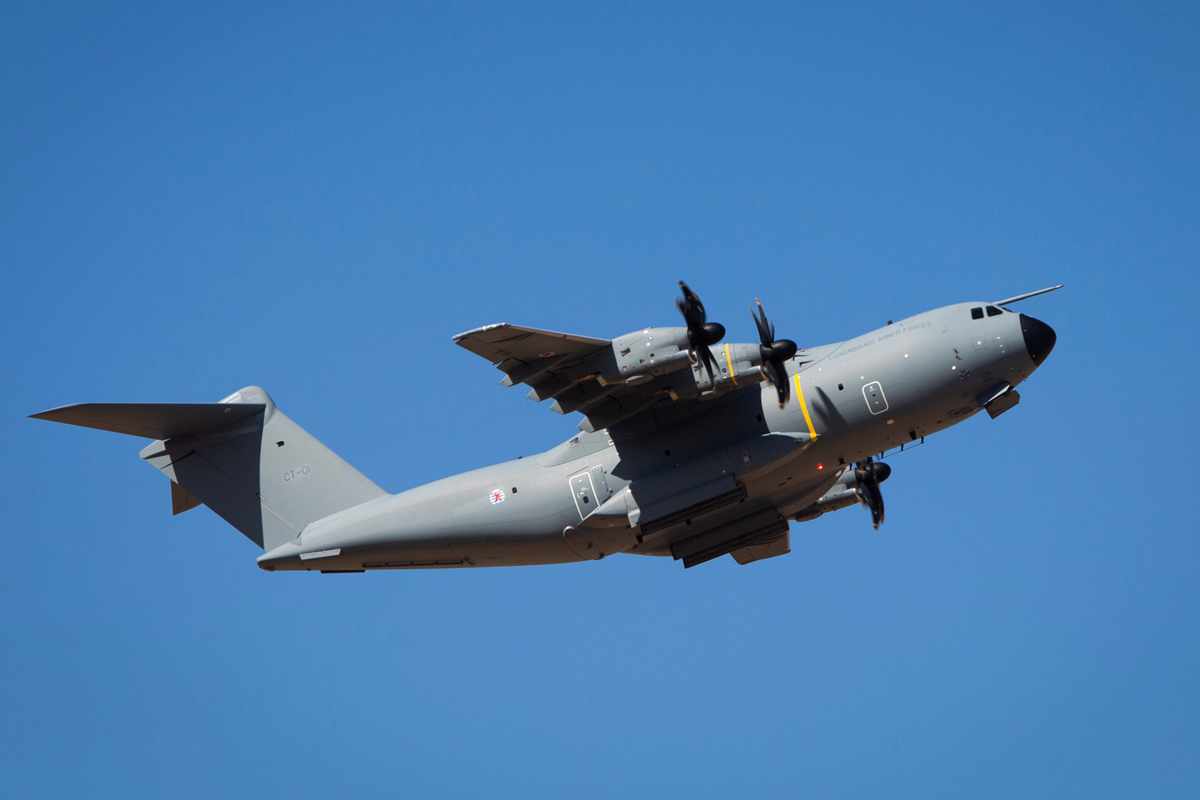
[31, 283, 1060, 572]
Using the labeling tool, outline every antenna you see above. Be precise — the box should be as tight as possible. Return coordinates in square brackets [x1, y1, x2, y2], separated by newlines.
[993, 284, 1064, 306]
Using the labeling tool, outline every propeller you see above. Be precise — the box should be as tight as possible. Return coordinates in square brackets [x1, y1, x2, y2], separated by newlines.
[752, 298, 799, 405]
[676, 281, 726, 380]
[853, 458, 892, 530]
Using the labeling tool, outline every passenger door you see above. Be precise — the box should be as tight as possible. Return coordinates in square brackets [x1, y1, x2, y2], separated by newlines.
[862, 381, 889, 415]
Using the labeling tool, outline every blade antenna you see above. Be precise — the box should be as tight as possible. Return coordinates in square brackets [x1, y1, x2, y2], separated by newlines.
[992, 284, 1064, 307]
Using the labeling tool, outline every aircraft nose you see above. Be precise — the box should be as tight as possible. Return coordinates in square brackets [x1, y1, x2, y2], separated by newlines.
[1019, 314, 1056, 366]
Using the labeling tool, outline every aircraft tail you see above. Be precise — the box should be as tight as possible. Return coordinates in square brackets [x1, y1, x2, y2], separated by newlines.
[30, 386, 385, 551]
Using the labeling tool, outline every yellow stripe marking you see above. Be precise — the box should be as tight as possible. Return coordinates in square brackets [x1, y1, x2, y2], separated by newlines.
[794, 373, 818, 439]
[724, 344, 737, 384]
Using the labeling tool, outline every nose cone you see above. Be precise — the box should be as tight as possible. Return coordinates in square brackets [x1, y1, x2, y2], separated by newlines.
[1020, 314, 1056, 366]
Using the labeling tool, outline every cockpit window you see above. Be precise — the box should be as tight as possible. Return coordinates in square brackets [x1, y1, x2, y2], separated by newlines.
[971, 307, 984, 320]
[986, 305, 1002, 317]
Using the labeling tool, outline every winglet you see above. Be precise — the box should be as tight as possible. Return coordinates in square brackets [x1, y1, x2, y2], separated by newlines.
[993, 284, 1064, 306]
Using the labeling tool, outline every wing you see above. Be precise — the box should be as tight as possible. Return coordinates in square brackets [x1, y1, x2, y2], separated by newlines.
[453, 323, 609, 366]
[456, 323, 690, 431]
[456, 323, 768, 432]
[452, 323, 622, 426]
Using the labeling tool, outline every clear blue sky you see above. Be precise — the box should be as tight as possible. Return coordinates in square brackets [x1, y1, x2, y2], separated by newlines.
[3, 2, 1197, 797]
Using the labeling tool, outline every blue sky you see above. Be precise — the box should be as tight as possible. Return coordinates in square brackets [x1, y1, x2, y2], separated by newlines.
[3, 2, 1197, 797]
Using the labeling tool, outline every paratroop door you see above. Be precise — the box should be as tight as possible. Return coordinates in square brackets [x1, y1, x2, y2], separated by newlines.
[569, 471, 597, 521]
[862, 381, 889, 415]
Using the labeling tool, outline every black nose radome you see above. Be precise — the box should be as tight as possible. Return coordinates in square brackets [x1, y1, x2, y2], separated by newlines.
[1020, 314, 1056, 366]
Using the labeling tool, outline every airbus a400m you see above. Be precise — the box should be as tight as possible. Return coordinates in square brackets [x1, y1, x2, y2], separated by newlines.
[33, 283, 1060, 572]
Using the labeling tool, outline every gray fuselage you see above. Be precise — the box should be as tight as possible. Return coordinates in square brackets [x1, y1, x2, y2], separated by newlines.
[258, 301, 1055, 572]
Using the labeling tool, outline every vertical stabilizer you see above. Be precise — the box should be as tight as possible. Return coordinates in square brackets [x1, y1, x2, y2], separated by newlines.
[33, 386, 386, 550]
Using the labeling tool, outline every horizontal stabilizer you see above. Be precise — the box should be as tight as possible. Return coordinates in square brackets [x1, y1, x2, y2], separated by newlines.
[30, 403, 265, 439]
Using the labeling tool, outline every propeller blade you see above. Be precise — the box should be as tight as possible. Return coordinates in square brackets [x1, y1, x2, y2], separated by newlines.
[677, 282, 725, 381]
[676, 281, 708, 329]
[751, 297, 798, 405]
[766, 359, 789, 404]
[752, 299, 775, 346]
[863, 480, 885, 528]
[697, 342, 718, 381]
[854, 458, 889, 530]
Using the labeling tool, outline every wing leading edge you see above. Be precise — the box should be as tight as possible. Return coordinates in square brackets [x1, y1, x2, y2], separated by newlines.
[453, 323, 609, 364]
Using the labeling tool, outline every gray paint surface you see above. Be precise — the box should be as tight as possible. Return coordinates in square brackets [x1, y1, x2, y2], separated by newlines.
[31, 288, 1059, 573]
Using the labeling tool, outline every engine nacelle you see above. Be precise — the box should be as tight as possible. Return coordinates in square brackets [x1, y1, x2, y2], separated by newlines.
[688, 342, 763, 393]
[547, 328, 768, 414]
[791, 463, 892, 522]
[791, 482, 858, 522]
[603, 327, 694, 384]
